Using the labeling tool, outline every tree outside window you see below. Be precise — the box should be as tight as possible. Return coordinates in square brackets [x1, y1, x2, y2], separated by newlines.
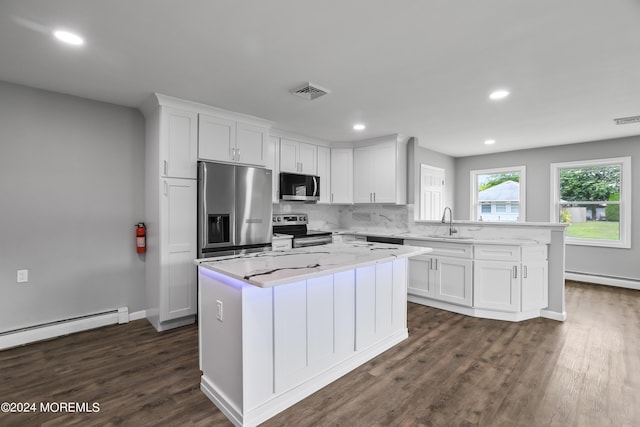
[551, 157, 631, 248]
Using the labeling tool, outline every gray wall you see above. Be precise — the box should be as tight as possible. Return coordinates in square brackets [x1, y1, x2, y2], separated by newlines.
[454, 136, 640, 281]
[0, 81, 146, 333]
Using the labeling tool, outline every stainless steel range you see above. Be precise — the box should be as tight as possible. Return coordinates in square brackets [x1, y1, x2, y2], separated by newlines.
[272, 213, 332, 247]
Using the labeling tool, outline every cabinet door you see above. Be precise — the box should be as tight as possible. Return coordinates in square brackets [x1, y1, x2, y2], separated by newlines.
[316, 146, 331, 204]
[330, 148, 353, 204]
[408, 255, 435, 298]
[160, 178, 197, 321]
[161, 107, 198, 178]
[298, 142, 317, 174]
[279, 139, 299, 173]
[521, 261, 548, 311]
[473, 260, 520, 312]
[372, 142, 397, 203]
[198, 114, 235, 162]
[353, 146, 376, 203]
[236, 122, 267, 166]
[433, 257, 473, 307]
[266, 136, 280, 203]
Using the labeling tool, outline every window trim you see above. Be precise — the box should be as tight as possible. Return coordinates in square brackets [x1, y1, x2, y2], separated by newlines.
[470, 165, 526, 222]
[550, 156, 631, 248]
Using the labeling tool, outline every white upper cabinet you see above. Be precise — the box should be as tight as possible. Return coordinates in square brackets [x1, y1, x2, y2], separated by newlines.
[280, 139, 317, 174]
[199, 113, 268, 166]
[330, 148, 353, 204]
[316, 145, 331, 204]
[198, 114, 235, 163]
[353, 137, 407, 204]
[160, 107, 198, 179]
[266, 136, 280, 203]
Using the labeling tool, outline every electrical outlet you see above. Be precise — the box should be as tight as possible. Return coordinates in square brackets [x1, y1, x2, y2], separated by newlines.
[216, 300, 223, 322]
[17, 269, 29, 283]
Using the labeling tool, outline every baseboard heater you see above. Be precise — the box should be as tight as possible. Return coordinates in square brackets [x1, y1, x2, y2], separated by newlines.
[565, 272, 640, 291]
[0, 307, 129, 351]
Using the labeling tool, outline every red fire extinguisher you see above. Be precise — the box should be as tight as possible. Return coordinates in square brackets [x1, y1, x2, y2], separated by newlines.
[136, 223, 146, 254]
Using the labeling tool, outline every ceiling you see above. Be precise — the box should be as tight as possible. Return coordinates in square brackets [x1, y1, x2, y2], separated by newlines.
[2, 0, 640, 157]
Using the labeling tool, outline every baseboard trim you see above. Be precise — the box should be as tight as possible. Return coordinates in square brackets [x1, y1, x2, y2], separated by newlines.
[0, 307, 132, 350]
[565, 272, 640, 291]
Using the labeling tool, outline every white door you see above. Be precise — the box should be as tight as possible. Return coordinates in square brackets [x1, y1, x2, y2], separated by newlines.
[353, 146, 375, 203]
[408, 255, 435, 298]
[372, 142, 397, 203]
[420, 164, 445, 220]
[297, 142, 317, 174]
[521, 261, 548, 311]
[160, 178, 197, 321]
[235, 122, 266, 166]
[162, 107, 198, 178]
[316, 146, 331, 204]
[433, 256, 473, 307]
[266, 136, 280, 203]
[330, 148, 353, 204]
[279, 139, 299, 173]
[198, 114, 235, 163]
[473, 260, 520, 312]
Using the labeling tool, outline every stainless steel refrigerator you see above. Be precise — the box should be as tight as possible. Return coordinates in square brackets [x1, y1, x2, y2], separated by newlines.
[198, 162, 272, 258]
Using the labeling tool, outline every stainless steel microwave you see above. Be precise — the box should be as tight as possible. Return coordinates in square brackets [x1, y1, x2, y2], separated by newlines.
[279, 172, 320, 202]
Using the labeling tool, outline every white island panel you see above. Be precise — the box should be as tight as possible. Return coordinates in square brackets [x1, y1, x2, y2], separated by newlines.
[198, 242, 429, 427]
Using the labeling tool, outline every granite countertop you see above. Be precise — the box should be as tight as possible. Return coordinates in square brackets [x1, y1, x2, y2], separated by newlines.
[331, 229, 542, 246]
[196, 241, 431, 288]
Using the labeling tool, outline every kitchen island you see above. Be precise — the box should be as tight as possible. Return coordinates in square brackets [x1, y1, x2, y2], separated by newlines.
[196, 241, 430, 427]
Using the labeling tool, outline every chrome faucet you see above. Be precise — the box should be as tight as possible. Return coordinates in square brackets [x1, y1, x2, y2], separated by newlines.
[441, 207, 458, 236]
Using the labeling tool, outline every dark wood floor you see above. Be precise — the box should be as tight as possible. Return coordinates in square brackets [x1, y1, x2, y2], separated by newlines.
[1, 281, 638, 426]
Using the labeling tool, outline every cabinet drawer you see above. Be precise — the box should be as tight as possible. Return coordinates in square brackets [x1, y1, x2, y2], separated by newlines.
[404, 240, 473, 259]
[474, 245, 520, 261]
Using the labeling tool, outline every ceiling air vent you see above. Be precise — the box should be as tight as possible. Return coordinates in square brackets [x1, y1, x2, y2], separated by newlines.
[290, 82, 331, 100]
[613, 115, 640, 125]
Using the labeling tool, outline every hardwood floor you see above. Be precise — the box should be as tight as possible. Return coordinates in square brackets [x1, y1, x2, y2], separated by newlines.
[1, 281, 638, 426]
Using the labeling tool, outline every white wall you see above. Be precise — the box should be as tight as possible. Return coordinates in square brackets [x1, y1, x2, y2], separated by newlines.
[0, 81, 146, 333]
[454, 136, 640, 282]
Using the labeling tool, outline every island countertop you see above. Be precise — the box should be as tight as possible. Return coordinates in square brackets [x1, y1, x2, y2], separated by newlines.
[196, 241, 431, 288]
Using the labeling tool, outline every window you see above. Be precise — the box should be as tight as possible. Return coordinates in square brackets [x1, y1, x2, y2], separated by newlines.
[470, 166, 526, 222]
[550, 157, 631, 248]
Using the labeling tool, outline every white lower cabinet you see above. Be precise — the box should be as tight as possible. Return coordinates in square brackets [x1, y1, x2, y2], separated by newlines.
[160, 178, 198, 321]
[406, 240, 473, 307]
[406, 240, 548, 320]
[473, 244, 548, 313]
[433, 256, 473, 307]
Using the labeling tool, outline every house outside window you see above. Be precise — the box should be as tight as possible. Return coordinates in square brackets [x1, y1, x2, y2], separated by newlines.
[550, 157, 631, 248]
[470, 166, 525, 222]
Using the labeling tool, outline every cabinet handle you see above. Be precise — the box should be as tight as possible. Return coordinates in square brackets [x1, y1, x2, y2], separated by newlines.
[513, 266, 518, 279]
[163, 160, 168, 176]
[163, 180, 168, 196]
[236, 148, 240, 161]
[331, 193, 334, 203]
[230, 147, 235, 160]
[523, 265, 528, 279]
[429, 258, 433, 270]
[373, 192, 376, 202]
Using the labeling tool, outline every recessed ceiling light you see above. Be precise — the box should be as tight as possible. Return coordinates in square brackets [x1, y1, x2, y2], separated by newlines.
[484, 139, 496, 145]
[489, 90, 509, 100]
[353, 124, 366, 131]
[53, 30, 84, 46]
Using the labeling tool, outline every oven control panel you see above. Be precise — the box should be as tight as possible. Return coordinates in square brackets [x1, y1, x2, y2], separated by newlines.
[272, 213, 308, 225]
